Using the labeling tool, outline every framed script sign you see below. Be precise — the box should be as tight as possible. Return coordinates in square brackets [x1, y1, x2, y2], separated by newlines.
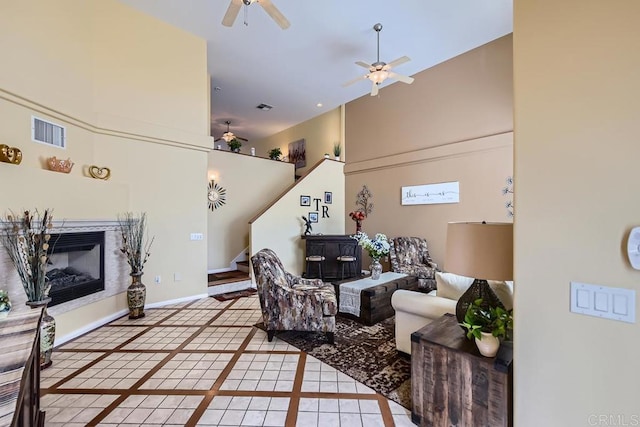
[401, 181, 460, 205]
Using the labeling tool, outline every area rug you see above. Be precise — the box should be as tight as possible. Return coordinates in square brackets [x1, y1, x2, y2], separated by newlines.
[213, 288, 257, 301]
[255, 316, 411, 409]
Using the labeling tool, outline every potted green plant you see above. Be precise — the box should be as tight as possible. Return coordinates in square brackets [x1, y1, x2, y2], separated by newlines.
[461, 298, 513, 357]
[0, 209, 57, 368]
[227, 138, 242, 153]
[268, 147, 282, 160]
[118, 212, 154, 319]
[333, 142, 342, 160]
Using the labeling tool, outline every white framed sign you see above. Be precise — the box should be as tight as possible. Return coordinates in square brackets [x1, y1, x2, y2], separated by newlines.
[401, 181, 460, 205]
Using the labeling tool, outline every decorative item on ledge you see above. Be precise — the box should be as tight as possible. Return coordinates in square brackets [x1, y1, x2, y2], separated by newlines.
[47, 156, 74, 173]
[333, 142, 341, 160]
[0, 290, 11, 319]
[349, 210, 365, 233]
[0, 144, 22, 165]
[88, 165, 111, 180]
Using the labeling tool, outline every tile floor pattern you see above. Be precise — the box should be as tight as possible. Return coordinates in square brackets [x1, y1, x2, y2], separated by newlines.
[41, 295, 415, 426]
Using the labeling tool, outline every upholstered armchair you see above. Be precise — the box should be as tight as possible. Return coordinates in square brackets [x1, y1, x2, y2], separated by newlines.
[389, 236, 438, 292]
[251, 248, 337, 344]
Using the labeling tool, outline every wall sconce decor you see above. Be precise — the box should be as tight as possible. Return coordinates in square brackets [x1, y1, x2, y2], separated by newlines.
[208, 179, 227, 211]
[0, 144, 22, 165]
[47, 156, 74, 173]
[88, 165, 111, 180]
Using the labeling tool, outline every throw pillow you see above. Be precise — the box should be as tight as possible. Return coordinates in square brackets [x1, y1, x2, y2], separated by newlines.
[488, 280, 514, 310]
[435, 271, 474, 300]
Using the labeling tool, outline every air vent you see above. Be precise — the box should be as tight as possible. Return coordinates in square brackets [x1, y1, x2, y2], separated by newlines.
[32, 116, 66, 148]
[256, 103, 273, 111]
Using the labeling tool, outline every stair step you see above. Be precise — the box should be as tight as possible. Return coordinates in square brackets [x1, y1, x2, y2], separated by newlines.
[236, 261, 250, 273]
[208, 270, 250, 287]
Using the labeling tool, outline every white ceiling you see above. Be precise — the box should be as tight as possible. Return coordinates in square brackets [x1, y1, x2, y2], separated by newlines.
[118, 0, 513, 142]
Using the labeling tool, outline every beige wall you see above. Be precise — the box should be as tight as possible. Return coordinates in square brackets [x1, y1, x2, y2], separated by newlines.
[251, 107, 343, 176]
[514, 1, 640, 425]
[207, 151, 294, 270]
[345, 35, 513, 266]
[251, 160, 346, 274]
[0, 0, 211, 339]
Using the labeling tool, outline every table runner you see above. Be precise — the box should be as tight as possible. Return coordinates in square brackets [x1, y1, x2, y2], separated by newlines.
[339, 272, 407, 317]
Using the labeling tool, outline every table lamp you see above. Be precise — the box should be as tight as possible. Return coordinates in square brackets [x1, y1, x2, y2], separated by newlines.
[445, 222, 513, 323]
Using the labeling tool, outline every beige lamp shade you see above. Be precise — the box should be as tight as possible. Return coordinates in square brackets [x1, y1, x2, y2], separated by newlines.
[445, 222, 513, 281]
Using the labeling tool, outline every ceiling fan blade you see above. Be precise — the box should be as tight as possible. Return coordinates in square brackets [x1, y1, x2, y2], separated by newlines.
[214, 137, 222, 142]
[222, 0, 243, 27]
[342, 75, 367, 87]
[384, 56, 411, 70]
[370, 82, 379, 97]
[355, 61, 373, 70]
[237, 136, 249, 142]
[258, 0, 290, 29]
[388, 71, 415, 84]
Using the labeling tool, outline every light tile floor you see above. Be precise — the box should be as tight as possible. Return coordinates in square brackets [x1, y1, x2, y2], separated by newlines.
[41, 294, 414, 426]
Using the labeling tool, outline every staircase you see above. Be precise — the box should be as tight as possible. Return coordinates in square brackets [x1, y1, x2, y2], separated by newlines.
[207, 260, 252, 296]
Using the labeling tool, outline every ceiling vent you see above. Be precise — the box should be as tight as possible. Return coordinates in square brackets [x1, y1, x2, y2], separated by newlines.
[256, 103, 273, 111]
[32, 116, 66, 148]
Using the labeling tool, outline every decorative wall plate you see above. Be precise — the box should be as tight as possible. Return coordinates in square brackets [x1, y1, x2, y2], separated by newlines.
[0, 144, 22, 165]
[88, 165, 111, 180]
[208, 181, 227, 210]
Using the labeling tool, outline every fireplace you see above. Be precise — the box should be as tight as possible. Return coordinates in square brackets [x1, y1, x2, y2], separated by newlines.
[47, 231, 105, 307]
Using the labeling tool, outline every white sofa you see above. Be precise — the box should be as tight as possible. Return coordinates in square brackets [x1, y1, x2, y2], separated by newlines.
[391, 272, 513, 354]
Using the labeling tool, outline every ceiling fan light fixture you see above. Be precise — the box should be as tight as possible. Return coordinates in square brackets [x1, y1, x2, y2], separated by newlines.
[368, 70, 389, 85]
[222, 132, 235, 142]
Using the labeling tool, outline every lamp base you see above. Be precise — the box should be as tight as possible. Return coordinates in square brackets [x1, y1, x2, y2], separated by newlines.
[455, 279, 505, 324]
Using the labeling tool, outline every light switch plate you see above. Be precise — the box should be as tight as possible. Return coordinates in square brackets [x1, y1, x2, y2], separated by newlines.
[570, 282, 635, 323]
[190, 233, 204, 241]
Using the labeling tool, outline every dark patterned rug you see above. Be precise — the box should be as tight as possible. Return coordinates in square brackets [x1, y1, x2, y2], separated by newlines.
[255, 316, 411, 409]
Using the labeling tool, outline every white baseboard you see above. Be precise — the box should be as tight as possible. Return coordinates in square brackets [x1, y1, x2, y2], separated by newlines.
[145, 293, 209, 309]
[54, 309, 129, 347]
[54, 292, 209, 347]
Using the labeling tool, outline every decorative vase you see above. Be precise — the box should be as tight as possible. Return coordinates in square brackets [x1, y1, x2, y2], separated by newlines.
[455, 279, 505, 324]
[26, 298, 55, 369]
[356, 220, 362, 233]
[370, 257, 382, 280]
[128, 272, 146, 319]
[475, 332, 500, 357]
[335, 156, 340, 161]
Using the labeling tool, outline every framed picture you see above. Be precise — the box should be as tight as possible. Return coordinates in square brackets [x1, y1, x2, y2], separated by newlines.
[308, 212, 319, 223]
[401, 181, 460, 205]
[288, 139, 306, 169]
[300, 195, 311, 206]
[324, 191, 332, 204]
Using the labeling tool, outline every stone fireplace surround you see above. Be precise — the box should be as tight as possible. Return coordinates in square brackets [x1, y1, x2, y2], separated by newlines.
[0, 220, 130, 318]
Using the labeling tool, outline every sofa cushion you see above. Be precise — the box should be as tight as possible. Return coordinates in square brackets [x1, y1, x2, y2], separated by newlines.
[435, 272, 474, 300]
[436, 272, 514, 310]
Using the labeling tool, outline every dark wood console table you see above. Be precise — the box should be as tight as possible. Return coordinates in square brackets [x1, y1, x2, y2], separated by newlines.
[302, 234, 362, 281]
[411, 313, 512, 427]
[0, 309, 45, 427]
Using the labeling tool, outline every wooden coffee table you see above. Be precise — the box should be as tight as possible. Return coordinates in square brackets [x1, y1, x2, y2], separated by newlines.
[332, 273, 419, 325]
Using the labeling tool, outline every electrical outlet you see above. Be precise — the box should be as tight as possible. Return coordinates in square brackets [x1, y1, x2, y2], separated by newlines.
[174, 272, 182, 282]
[155, 275, 161, 284]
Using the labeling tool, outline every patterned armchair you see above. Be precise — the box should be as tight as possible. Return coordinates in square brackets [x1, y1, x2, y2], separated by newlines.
[251, 248, 337, 344]
[389, 237, 439, 292]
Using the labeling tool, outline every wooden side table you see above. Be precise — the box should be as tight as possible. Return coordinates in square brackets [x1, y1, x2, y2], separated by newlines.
[410, 313, 512, 427]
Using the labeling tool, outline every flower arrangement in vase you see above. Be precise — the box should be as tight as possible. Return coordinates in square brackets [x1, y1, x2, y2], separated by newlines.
[118, 212, 154, 319]
[352, 231, 390, 280]
[0, 209, 57, 368]
[349, 210, 365, 233]
[460, 298, 513, 357]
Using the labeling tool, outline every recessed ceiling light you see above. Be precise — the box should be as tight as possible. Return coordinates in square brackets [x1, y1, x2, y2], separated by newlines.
[316, 103, 323, 107]
[256, 103, 273, 111]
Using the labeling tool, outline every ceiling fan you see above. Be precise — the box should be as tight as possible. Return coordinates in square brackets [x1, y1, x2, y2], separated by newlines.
[214, 121, 248, 143]
[343, 23, 414, 96]
[222, 0, 290, 30]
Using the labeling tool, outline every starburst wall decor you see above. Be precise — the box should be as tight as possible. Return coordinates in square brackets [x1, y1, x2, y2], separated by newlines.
[208, 180, 227, 211]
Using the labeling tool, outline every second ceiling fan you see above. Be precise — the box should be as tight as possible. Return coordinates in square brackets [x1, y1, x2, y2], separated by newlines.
[215, 121, 248, 143]
[222, 0, 290, 30]
[343, 23, 414, 96]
